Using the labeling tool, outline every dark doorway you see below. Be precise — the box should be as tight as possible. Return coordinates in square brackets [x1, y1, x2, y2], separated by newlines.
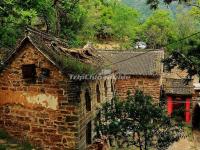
[192, 104, 200, 130]
[171, 98, 185, 122]
[86, 121, 92, 145]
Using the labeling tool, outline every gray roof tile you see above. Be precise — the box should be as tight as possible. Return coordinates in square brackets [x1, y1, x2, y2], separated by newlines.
[99, 50, 164, 76]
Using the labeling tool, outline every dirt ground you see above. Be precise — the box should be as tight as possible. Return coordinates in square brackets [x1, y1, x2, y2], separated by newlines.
[168, 131, 200, 150]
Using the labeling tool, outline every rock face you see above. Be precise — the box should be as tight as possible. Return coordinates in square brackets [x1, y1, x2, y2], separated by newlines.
[0, 38, 114, 149]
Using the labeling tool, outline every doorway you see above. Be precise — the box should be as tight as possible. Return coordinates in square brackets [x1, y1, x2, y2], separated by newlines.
[192, 104, 200, 130]
[86, 121, 92, 145]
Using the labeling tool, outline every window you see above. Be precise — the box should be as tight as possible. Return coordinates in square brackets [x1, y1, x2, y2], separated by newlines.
[41, 68, 50, 77]
[104, 80, 107, 97]
[96, 84, 100, 103]
[21, 64, 36, 79]
[86, 121, 92, 145]
[138, 80, 143, 85]
[85, 89, 91, 111]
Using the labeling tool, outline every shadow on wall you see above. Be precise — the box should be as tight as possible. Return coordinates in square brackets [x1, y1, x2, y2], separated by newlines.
[192, 104, 200, 130]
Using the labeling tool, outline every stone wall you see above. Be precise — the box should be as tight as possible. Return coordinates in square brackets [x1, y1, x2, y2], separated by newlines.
[0, 41, 81, 149]
[115, 76, 161, 101]
[0, 40, 115, 150]
[78, 77, 114, 150]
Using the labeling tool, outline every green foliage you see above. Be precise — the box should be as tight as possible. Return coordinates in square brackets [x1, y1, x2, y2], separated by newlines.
[146, 0, 191, 9]
[55, 54, 96, 74]
[189, 0, 200, 24]
[162, 2, 200, 78]
[167, 7, 200, 52]
[78, 0, 139, 48]
[98, 90, 183, 150]
[0, 129, 33, 150]
[0, 0, 140, 48]
[0, 0, 199, 51]
[0, 129, 9, 139]
[0, 0, 55, 47]
[21, 140, 34, 150]
[0, 145, 6, 150]
[137, 10, 177, 49]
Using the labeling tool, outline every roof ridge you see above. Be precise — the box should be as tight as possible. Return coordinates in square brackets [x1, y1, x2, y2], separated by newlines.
[26, 27, 69, 48]
[98, 49, 164, 53]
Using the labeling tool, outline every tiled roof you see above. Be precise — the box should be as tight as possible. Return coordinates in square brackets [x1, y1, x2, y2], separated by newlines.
[163, 78, 194, 95]
[1, 28, 103, 74]
[99, 50, 164, 76]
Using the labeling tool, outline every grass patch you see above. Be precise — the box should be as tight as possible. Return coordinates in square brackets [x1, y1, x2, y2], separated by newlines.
[0, 129, 34, 150]
[0, 145, 6, 150]
[20, 140, 34, 150]
[0, 129, 10, 139]
[0, 144, 6, 150]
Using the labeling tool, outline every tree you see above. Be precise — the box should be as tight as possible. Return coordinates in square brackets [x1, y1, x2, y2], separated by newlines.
[146, 0, 198, 9]
[137, 10, 177, 49]
[0, 0, 140, 49]
[190, 0, 200, 24]
[78, 0, 139, 47]
[0, 0, 84, 48]
[0, 0, 39, 47]
[97, 90, 183, 150]
[144, 0, 200, 79]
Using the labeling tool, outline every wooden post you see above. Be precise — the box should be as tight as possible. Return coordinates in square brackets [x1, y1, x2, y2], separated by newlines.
[167, 96, 173, 116]
[185, 97, 191, 124]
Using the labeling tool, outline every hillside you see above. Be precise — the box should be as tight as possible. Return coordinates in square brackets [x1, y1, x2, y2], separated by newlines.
[122, 0, 185, 19]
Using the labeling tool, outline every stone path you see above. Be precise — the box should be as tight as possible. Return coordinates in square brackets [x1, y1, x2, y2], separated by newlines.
[167, 138, 196, 150]
[167, 131, 200, 150]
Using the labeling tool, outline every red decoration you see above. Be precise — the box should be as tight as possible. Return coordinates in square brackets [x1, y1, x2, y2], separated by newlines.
[185, 97, 191, 124]
[167, 96, 173, 116]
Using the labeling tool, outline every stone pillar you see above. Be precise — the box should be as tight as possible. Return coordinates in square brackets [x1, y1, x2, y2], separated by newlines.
[185, 97, 191, 124]
[167, 96, 173, 116]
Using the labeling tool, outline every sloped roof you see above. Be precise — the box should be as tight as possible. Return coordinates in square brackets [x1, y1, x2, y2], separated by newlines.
[1, 28, 103, 74]
[163, 78, 194, 95]
[99, 50, 164, 76]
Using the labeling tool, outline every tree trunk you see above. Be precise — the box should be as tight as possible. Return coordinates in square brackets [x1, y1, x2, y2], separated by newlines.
[144, 130, 147, 150]
[137, 132, 143, 150]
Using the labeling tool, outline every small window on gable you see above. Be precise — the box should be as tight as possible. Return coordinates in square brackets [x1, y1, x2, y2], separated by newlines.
[96, 84, 100, 103]
[85, 89, 91, 112]
[22, 64, 36, 79]
[104, 80, 107, 97]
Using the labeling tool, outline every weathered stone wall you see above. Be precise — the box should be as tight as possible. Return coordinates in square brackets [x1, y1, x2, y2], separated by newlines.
[115, 76, 161, 101]
[78, 77, 114, 150]
[0, 41, 81, 149]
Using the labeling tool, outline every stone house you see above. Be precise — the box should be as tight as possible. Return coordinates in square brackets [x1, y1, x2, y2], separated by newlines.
[99, 50, 200, 125]
[0, 28, 114, 150]
[162, 67, 198, 124]
[99, 50, 164, 101]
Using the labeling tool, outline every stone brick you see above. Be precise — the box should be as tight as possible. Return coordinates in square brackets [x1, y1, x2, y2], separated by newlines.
[49, 135, 62, 142]
[65, 116, 78, 122]
[115, 76, 161, 101]
[44, 128, 56, 133]
[32, 127, 43, 133]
